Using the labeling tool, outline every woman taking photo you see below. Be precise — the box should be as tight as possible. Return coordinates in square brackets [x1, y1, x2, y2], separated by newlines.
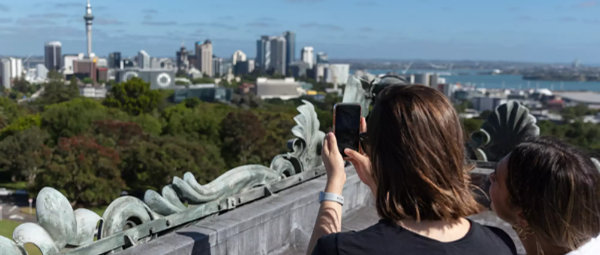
[489, 138, 600, 255]
[308, 85, 517, 254]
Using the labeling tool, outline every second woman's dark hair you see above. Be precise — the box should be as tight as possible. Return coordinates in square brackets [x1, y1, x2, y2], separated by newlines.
[506, 138, 600, 250]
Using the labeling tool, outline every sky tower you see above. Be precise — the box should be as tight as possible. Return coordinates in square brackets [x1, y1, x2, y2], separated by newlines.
[83, 0, 94, 58]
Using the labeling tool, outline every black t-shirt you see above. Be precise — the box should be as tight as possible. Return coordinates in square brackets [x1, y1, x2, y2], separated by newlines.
[313, 219, 517, 255]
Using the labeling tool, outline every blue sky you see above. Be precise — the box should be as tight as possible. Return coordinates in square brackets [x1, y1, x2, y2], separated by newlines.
[0, 0, 599, 63]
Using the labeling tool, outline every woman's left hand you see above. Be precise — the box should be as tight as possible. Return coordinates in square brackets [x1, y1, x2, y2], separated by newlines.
[321, 132, 346, 194]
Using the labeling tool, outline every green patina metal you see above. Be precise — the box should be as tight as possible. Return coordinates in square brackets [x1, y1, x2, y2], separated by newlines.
[468, 101, 540, 162]
[0, 100, 326, 255]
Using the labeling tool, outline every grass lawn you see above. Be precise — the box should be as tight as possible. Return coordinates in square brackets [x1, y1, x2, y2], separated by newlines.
[0, 219, 20, 239]
[0, 181, 27, 190]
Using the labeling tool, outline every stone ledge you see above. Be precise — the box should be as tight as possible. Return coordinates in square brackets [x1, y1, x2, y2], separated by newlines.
[117, 165, 371, 255]
[117, 166, 521, 255]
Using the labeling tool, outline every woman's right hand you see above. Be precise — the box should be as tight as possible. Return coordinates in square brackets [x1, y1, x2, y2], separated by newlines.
[344, 117, 375, 193]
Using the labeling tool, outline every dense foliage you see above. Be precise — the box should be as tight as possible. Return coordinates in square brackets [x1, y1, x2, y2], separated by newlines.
[0, 78, 335, 206]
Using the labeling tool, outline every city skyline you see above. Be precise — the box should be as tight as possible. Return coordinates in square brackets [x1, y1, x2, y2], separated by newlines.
[0, 0, 599, 63]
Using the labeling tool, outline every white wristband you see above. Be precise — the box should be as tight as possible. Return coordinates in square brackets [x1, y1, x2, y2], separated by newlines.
[319, 191, 344, 206]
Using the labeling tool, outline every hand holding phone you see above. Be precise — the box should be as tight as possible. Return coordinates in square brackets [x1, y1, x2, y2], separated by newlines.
[333, 103, 361, 158]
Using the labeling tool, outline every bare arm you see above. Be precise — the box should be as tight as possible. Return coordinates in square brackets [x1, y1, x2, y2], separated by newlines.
[307, 133, 346, 255]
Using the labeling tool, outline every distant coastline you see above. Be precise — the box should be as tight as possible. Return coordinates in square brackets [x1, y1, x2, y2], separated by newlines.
[522, 75, 600, 82]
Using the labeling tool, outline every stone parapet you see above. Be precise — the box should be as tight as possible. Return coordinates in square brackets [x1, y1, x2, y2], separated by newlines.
[117, 165, 524, 255]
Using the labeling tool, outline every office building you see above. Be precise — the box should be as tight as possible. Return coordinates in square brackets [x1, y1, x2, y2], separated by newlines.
[301, 46, 314, 69]
[63, 54, 84, 75]
[414, 73, 431, 86]
[5, 58, 23, 81]
[176, 46, 190, 72]
[173, 84, 232, 103]
[256, 35, 287, 75]
[256, 36, 270, 72]
[122, 59, 134, 68]
[196, 40, 213, 77]
[315, 63, 328, 82]
[316, 52, 328, 64]
[108, 52, 121, 69]
[213, 57, 223, 77]
[325, 64, 350, 88]
[73, 59, 97, 82]
[138, 50, 150, 69]
[270, 36, 287, 75]
[116, 69, 175, 89]
[36, 64, 49, 81]
[235, 59, 255, 76]
[232, 50, 247, 65]
[80, 85, 107, 98]
[1, 59, 11, 89]
[471, 96, 508, 112]
[247, 59, 255, 73]
[44, 41, 62, 71]
[256, 77, 304, 100]
[289, 61, 310, 78]
[284, 31, 295, 72]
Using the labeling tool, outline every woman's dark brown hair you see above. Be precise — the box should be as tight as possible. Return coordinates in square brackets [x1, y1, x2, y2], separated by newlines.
[506, 137, 600, 250]
[367, 84, 480, 222]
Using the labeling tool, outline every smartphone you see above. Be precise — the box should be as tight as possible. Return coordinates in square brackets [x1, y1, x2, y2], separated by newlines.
[333, 103, 361, 157]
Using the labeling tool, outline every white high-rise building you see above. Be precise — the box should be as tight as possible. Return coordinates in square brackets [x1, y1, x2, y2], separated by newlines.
[1, 59, 11, 89]
[9, 58, 23, 80]
[199, 40, 213, 77]
[301, 46, 314, 69]
[232, 50, 247, 65]
[138, 50, 150, 69]
[326, 64, 350, 89]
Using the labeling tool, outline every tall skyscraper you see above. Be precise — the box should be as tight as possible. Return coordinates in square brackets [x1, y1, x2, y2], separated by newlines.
[256, 35, 287, 75]
[176, 46, 189, 73]
[301, 46, 314, 69]
[138, 50, 150, 69]
[270, 36, 287, 76]
[44, 41, 62, 71]
[196, 40, 213, 77]
[283, 31, 295, 72]
[0, 59, 10, 89]
[213, 57, 223, 77]
[8, 58, 23, 80]
[232, 50, 247, 65]
[108, 52, 122, 69]
[256, 36, 271, 72]
[83, 0, 94, 58]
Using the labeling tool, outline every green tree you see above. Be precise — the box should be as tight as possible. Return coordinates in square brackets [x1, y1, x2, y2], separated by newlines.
[161, 103, 229, 144]
[35, 135, 124, 206]
[130, 114, 162, 136]
[0, 114, 41, 139]
[41, 98, 109, 140]
[37, 79, 79, 105]
[560, 104, 595, 123]
[12, 78, 37, 95]
[47, 70, 63, 81]
[0, 127, 51, 184]
[220, 110, 266, 168]
[120, 136, 225, 193]
[103, 77, 161, 116]
[0, 97, 27, 129]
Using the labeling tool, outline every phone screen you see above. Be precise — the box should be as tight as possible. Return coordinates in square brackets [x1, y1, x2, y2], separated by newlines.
[334, 103, 361, 157]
